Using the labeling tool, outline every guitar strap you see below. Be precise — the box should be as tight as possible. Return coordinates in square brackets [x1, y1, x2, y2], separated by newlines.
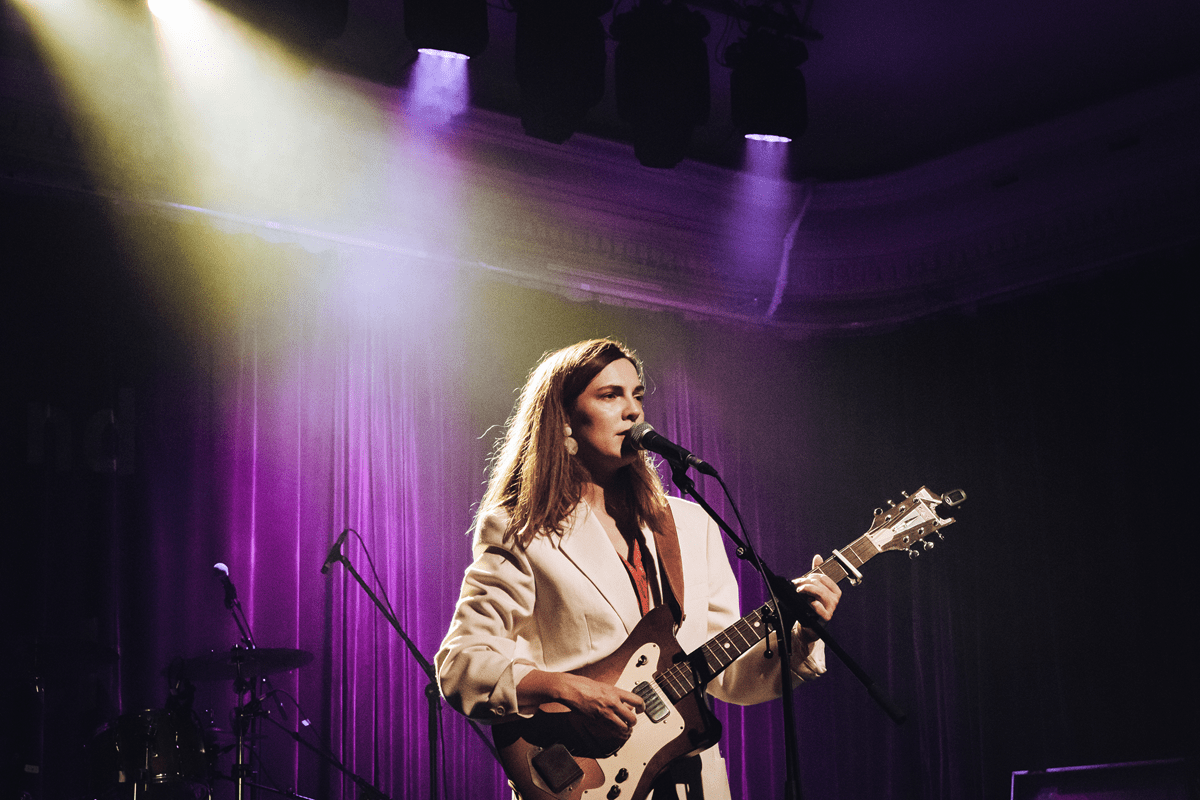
[652, 505, 686, 625]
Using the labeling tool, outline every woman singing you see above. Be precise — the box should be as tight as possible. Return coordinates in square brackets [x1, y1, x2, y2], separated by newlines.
[435, 338, 840, 798]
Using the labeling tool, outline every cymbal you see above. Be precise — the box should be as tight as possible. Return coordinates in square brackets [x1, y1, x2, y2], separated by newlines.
[180, 647, 314, 681]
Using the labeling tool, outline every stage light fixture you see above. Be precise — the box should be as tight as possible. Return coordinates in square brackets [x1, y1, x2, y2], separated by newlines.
[514, 0, 612, 144]
[404, 0, 489, 59]
[612, 0, 710, 168]
[725, 27, 808, 142]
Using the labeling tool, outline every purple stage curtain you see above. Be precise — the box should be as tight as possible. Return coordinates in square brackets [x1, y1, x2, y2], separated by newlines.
[62, 233, 840, 800]
[12, 193, 1196, 800]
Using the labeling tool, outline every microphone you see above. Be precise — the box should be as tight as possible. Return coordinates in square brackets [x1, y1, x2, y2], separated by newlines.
[626, 422, 718, 476]
[320, 529, 350, 574]
[213, 562, 237, 609]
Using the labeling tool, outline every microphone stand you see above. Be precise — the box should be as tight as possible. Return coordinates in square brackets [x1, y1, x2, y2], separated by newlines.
[253, 697, 390, 800]
[665, 458, 905, 800]
[219, 573, 262, 800]
[214, 564, 326, 800]
[323, 548, 501, 800]
[210, 768, 317, 800]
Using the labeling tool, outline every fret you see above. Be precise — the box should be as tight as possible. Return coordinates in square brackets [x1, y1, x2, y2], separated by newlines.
[660, 663, 693, 703]
[728, 620, 755, 649]
[652, 537, 888, 704]
[658, 667, 689, 702]
[496, 488, 960, 800]
[650, 495, 948, 707]
[705, 639, 735, 667]
[848, 534, 879, 562]
[817, 561, 848, 584]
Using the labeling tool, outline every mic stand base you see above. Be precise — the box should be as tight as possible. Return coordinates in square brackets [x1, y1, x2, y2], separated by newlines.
[212, 770, 317, 800]
[255, 712, 393, 800]
[327, 551, 502, 800]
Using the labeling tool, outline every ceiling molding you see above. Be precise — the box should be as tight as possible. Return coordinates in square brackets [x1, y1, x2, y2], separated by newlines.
[3, 45, 1196, 335]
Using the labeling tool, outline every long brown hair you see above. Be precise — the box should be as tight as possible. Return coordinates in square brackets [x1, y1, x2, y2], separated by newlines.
[477, 339, 668, 546]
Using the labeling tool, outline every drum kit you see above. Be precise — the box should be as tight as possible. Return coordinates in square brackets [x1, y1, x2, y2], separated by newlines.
[88, 645, 315, 800]
[73, 539, 494, 800]
[85, 562, 320, 800]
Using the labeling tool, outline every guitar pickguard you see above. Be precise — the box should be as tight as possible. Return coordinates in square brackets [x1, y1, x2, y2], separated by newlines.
[578, 643, 685, 800]
[493, 486, 964, 800]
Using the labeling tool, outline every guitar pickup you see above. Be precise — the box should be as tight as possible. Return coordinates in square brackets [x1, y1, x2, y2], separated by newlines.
[633, 681, 671, 723]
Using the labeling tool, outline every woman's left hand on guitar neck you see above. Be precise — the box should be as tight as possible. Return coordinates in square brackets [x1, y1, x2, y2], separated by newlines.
[793, 554, 842, 644]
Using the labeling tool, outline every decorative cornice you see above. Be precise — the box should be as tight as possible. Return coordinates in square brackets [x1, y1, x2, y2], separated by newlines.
[3, 18, 1197, 335]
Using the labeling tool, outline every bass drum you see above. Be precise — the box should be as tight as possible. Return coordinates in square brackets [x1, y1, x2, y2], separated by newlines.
[89, 708, 211, 800]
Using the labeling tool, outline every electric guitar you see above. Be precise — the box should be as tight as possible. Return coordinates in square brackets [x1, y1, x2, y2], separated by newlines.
[493, 486, 966, 800]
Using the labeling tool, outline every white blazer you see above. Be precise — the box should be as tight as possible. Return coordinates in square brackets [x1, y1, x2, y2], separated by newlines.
[435, 495, 825, 798]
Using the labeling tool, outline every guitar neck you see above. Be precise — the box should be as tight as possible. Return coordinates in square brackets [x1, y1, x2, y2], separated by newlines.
[654, 532, 880, 704]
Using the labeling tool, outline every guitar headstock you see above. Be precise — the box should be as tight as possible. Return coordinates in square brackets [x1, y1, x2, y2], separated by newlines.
[866, 486, 966, 558]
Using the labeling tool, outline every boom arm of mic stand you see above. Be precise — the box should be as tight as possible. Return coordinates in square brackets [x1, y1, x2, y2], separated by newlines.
[253, 707, 390, 800]
[211, 770, 318, 800]
[763, 570, 907, 724]
[326, 553, 502, 764]
[669, 461, 908, 725]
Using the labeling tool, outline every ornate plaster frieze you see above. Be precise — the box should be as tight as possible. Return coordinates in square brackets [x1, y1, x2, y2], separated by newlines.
[3, 7, 1196, 335]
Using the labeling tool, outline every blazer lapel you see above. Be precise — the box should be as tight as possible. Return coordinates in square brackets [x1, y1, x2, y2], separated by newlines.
[557, 503, 643, 634]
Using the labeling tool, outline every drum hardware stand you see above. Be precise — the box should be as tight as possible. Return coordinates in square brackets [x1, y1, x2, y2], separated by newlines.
[215, 563, 275, 800]
[178, 644, 315, 800]
[210, 742, 316, 800]
[231, 650, 257, 800]
[129, 717, 154, 799]
[322, 533, 501, 800]
[198, 563, 320, 800]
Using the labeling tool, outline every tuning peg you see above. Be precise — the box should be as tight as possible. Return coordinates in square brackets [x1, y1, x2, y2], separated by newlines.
[936, 532, 945, 541]
[908, 548, 920, 560]
[901, 491, 909, 498]
[887, 499, 896, 508]
[922, 540, 936, 551]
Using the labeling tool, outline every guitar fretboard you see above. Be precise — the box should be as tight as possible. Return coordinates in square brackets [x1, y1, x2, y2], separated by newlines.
[653, 533, 880, 703]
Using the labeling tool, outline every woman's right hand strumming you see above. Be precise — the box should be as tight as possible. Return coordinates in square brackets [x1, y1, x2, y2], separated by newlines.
[518, 669, 646, 738]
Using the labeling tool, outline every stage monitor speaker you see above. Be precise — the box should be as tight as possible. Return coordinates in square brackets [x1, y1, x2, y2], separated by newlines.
[1011, 758, 1190, 800]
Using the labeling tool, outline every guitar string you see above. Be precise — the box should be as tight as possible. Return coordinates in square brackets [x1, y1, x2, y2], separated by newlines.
[651, 533, 881, 702]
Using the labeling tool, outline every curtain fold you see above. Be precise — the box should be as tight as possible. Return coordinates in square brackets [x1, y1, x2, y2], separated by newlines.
[12, 195, 1195, 800]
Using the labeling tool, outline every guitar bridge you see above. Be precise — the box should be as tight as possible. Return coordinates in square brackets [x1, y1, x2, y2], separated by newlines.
[633, 681, 671, 723]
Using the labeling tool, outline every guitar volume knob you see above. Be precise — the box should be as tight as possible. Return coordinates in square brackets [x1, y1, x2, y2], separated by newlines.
[608, 786, 621, 799]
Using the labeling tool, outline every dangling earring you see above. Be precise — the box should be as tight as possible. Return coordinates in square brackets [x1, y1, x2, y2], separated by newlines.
[563, 424, 578, 455]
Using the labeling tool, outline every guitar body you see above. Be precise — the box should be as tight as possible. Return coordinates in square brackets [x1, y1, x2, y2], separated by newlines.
[493, 606, 722, 800]
[491, 486, 965, 800]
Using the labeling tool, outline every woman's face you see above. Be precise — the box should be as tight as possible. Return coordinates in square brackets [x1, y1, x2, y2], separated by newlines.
[568, 357, 645, 479]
